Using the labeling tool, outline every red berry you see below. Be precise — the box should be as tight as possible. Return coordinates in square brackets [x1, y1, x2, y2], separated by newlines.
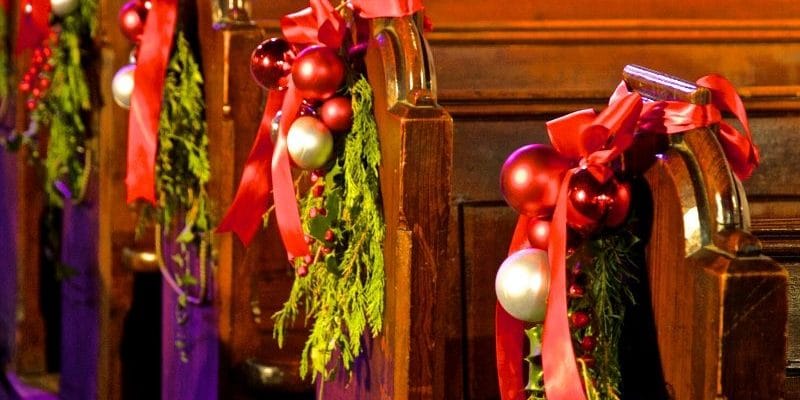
[25, 99, 37, 111]
[27, 66, 38, 76]
[38, 78, 50, 89]
[297, 265, 309, 277]
[19, 82, 31, 92]
[568, 284, 585, 298]
[304, 234, 314, 245]
[321, 247, 332, 255]
[309, 208, 318, 218]
[580, 335, 596, 352]
[32, 54, 45, 67]
[324, 229, 334, 242]
[42, 47, 52, 58]
[570, 311, 590, 329]
[317, 207, 327, 217]
[31, 88, 41, 98]
[312, 184, 325, 197]
[303, 255, 313, 264]
[42, 63, 53, 72]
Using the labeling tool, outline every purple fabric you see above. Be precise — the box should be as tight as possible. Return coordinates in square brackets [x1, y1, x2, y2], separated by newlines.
[59, 178, 99, 400]
[5, 374, 56, 400]
[0, 149, 20, 400]
[161, 238, 218, 400]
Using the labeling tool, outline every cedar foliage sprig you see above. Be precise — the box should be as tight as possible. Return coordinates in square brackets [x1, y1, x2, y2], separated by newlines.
[34, 0, 97, 205]
[273, 76, 385, 382]
[147, 30, 214, 315]
[585, 230, 638, 399]
[0, 6, 9, 99]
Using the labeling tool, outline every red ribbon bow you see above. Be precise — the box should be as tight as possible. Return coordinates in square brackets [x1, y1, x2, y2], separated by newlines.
[125, 0, 178, 204]
[496, 75, 758, 400]
[218, 0, 424, 256]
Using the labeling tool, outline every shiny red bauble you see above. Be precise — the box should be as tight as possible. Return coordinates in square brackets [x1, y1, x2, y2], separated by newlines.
[291, 45, 346, 101]
[250, 37, 293, 90]
[605, 181, 631, 227]
[526, 218, 550, 250]
[118, 0, 148, 43]
[500, 144, 572, 217]
[319, 96, 353, 132]
[580, 335, 597, 352]
[566, 168, 630, 234]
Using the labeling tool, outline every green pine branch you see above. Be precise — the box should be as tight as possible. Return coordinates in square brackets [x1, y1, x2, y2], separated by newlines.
[273, 76, 385, 382]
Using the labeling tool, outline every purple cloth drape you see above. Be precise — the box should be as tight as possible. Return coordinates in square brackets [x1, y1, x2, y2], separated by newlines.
[0, 149, 20, 400]
[58, 177, 99, 400]
[161, 238, 218, 400]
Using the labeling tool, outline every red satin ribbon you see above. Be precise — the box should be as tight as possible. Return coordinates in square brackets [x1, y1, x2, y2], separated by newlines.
[496, 75, 757, 400]
[125, 0, 177, 204]
[219, 0, 425, 254]
[15, 0, 50, 54]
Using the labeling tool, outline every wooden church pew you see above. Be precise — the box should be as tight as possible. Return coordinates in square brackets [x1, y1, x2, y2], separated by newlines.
[623, 65, 787, 399]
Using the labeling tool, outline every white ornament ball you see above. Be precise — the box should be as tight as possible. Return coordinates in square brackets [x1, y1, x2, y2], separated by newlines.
[286, 116, 333, 170]
[495, 248, 551, 323]
[50, 0, 79, 17]
[112, 64, 136, 109]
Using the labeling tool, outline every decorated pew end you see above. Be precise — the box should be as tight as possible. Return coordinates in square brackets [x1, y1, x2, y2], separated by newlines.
[495, 64, 787, 399]
[628, 65, 787, 398]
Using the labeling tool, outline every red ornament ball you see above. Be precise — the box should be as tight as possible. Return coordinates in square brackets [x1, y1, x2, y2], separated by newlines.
[118, 0, 148, 43]
[567, 168, 612, 234]
[500, 144, 572, 217]
[291, 45, 346, 101]
[605, 181, 631, 227]
[526, 218, 550, 250]
[250, 38, 292, 90]
[320, 96, 353, 132]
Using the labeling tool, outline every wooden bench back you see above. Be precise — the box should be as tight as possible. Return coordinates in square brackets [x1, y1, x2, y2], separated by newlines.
[626, 64, 787, 399]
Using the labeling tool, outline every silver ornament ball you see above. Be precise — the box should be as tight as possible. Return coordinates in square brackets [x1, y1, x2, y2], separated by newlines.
[495, 248, 550, 323]
[112, 64, 136, 109]
[50, 0, 79, 16]
[286, 116, 333, 170]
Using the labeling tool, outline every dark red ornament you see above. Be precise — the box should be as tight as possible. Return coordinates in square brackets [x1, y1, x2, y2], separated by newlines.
[605, 181, 631, 227]
[250, 37, 292, 90]
[570, 310, 590, 329]
[500, 144, 572, 217]
[320, 96, 353, 132]
[526, 218, 550, 250]
[291, 45, 346, 101]
[118, 0, 148, 43]
[580, 335, 597, 352]
[566, 168, 614, 234]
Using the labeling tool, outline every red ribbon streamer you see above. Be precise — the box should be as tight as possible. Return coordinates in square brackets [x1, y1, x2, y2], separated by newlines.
[281, 0, 346, 49]
[125, 0, 177, 204]
[15, 0, 50, 54]
[496, 75, 757, 400]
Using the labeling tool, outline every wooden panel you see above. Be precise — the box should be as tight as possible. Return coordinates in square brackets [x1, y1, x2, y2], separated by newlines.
[460, 204, 516, 400]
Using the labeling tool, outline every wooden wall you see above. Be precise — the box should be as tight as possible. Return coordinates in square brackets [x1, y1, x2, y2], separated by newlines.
[419, 1, 800, 398]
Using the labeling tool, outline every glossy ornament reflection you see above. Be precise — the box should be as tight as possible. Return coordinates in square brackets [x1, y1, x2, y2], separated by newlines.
[495, 248, 551, 323]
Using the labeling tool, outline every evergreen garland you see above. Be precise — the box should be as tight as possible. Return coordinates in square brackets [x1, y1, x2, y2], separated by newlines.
[34, 0, 97, 205]
[0, 5, 9, 100]
[273, 76, 385, 382]
[148, 30, 213, 304]
[525, 229, 638, 400]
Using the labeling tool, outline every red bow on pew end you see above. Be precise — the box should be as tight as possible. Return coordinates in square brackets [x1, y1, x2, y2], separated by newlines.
[495, 75, 758, 400]
[216, 0, 424, 258]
